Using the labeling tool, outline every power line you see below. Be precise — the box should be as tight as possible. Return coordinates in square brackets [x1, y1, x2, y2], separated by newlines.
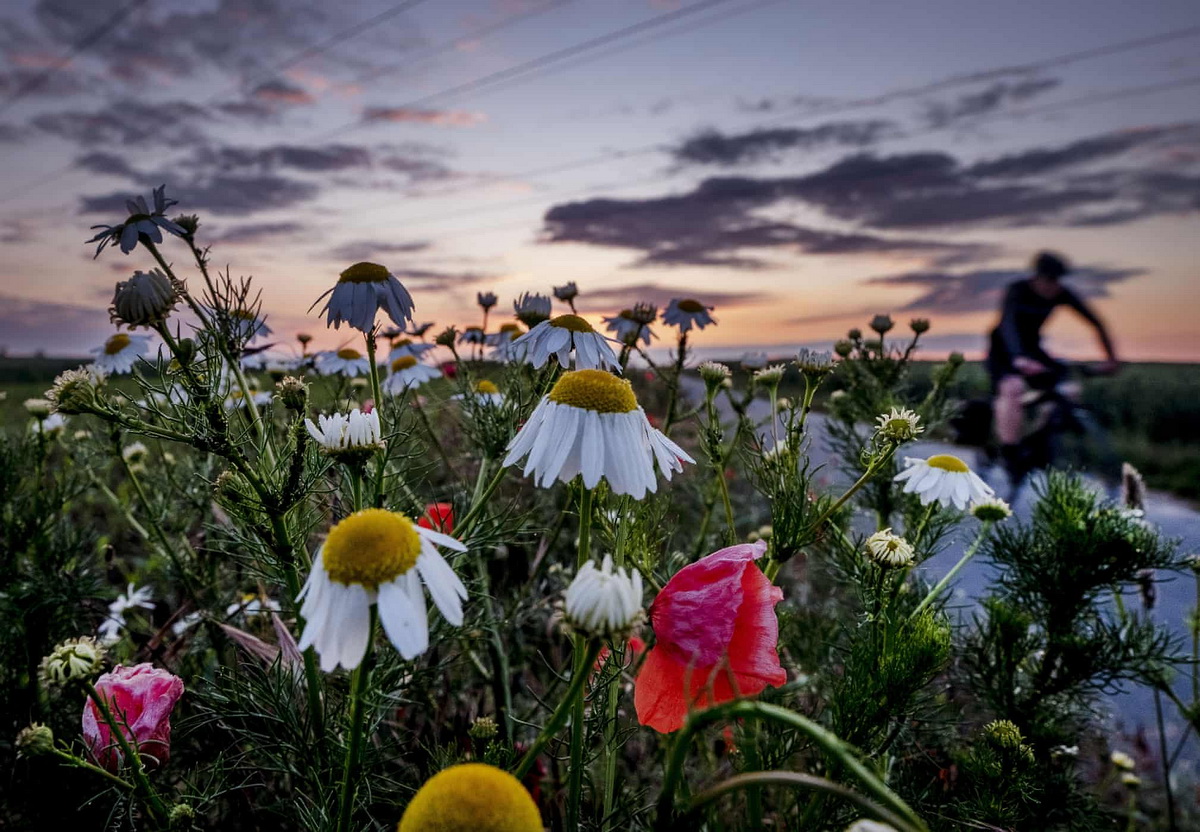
[0, 0, 151, 118]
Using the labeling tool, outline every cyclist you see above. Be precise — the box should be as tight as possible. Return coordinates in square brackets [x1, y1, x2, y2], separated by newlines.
[987, 251, 1120, 476]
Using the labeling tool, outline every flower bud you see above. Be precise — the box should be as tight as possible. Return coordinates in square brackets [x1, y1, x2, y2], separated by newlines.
[869, 314, 894, 334]
[39, 636, 105, 686]
[847, 328, 862, 341]
[970, 497, 1012, 522]
[171, 214, 200, 238]
[864, 529, 914, 568]
[909, 318, 930, 334]
[874, 407, 923, 443]
[752, 364, 785, 387]
[16, 723, 55, 757]
[834, 340, 853, 358]
[435, 326, 458, 347]
[469, 715, 499, 741]
[276, 376, 308, 411]
[24, 398, 52, 419]
[110, 269, 178, 329]
[169, 804, 197, 829]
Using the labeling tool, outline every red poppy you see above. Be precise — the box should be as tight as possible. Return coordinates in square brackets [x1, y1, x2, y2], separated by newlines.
[440, 361, 459, 379]
[417, 502, 454, 534]
[634, 541, 786, 733]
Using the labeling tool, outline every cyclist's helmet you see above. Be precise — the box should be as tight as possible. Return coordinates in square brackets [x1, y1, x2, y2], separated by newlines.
[1033, 251, 1070, 280]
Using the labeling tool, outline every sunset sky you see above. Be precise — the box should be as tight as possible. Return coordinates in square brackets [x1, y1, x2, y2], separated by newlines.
[0, 0, 1198, 361]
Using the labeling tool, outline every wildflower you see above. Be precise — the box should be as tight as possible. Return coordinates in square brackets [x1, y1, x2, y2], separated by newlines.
[453, 379, 505, 406]
[630, 302, 658, 326]
[223, 388, 273, 411]
[635, 541, 786, 733]
[383, 355, 441, 394]
[1120, 462, 1147, 511]
[276, 375, 308, 411]
[409, 321, 435, 338]
[513, 292, 552, 327]
[698, 361, 732, 395]
[418, 502, 454, 534]
[846, 822, 898, 832]
[469, 716, 498, 741]
[487, 323, 526, 362]
[98, 584, 155, 645]
[833, 339, 853, 358]
[741, 351, 768, 370]
[389, 339, 437, 361]
[512, 314, 619, 371]
[1050, 744, 1080, 759]
[874, 407, 923, 443]
[910, 318, 930, 334]
[434, 326, 459, 348]
[46, 367, 104, 414]
[602, 309, 653, 346]
[297, 332, 313, 348]
[82, 663, 184, 772]
[662, 298, 716, 332]
[502, 369, 693, 499]
[1122, 772, 1141, 789]
[16, 723, 55, 757]
[476, 291, 498, 310]
[24, 397, 53, 418]
[122, 442, 148, 464]
[870, 314, 894, 334]
[109, 269, 179, 329]
[86, 185, 186, 257]
[33, 413, 66, 437]
[90, 332, 154, 375]
[864, 529, 915, 567]
[39, 636, 105, 686]
[225, 592, 282, 620]
[894, 454, 994, 510]
[306, 409, 385, 464]
[752, 364, 786, 387]
[564, 555, 644, 640]
[970, 497, 1013, 522]
[397, 763, 542, 832]
[1110, 750, 1136, 771]
[298, 508, 468, 669]
[313, 262, 415, 333]
[553, 281, 579, 303]
[795, 348, 834, 376]
[314, 347, 371, 377]
[459, 326, 487, 346]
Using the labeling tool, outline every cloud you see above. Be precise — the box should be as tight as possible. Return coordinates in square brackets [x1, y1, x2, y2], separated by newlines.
[0, 293, 112, 356]
[326, 240, 432, 262]
[209, 222, 308, 246]
[361, 107, 487, 127]
[186, 143, 373, 173]
[572, 282, 772, 312]
[965, 124, 1200, 179]
[921, 77, 1060, 127]
[863, 266, 1145, 314]
[32, 99, 210, 146]
[80, 174, 319, 217]
[390, 267, 495, 288]
[672, 120, 898, 166]
[251, 78, 314, 106]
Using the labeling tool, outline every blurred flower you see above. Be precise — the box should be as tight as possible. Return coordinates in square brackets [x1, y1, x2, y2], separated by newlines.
[513, 292, 552, 328]
[1111, 750, 1136, 771]
[453, 379, 505, 406]
[228, 308, 271, 342]
[869, 314, 894, 334]
[86, 185, 185, 257]
[846, 822, 899, 832]
[383, 355, 441, 394]
[564, 555, 644, 640]
[122, 442, 148, 464]
[602, 309, 653, 346]
[503, 369, 692, 499]
[864, 529, 915, 568]
[698, 361, 732, 391]
[874, 407, 923, 443]
[409, 321, 435, 338]
[15, 723, 55, 757]
[970, 497, 1013, 522]
[833, 340, 853, 358]
[459, 326, 487, 346]
[24, 397, 53, 418]
[553, 281, 579, 303]
[33, 412, 66, 437]
[1121, 772, 1141, 789]
[435, 326, 459, 347]
[418, 502, 454, 535]
[634, 540, 786, 733]
[389, 339, 437, 361]
[512, 315, 619, 371]
[662, 298, 716, 332]
[298, 508, 468, 669]
[397, 763, 542, 832]
[223, 388, 272, 411]
[91, 333, 153, 375]
[225, 593, 281, 620]
[476, 291, 498, 311]
[46, 367, 105, 415]
[39, 636, 105, 686]
[98, 584, 155, 645]
[740, 351, 768, 370]
[910, 318, 930, 334]
[82, 663, 184, 772]
[469, 716, 498, 741]
[752, 364, 786, 387]
[795, 348, 833, 376]
[109, 269, 178, 329]
[314, 262, 415, 333]
[894, 454, 994, 511]
[314, 347, 370, 377]
[306, 409, 384, 463]
[487, 323, 527, 362]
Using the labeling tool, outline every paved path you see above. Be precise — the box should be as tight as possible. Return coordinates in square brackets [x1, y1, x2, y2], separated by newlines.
[682, 377, 1200, 769]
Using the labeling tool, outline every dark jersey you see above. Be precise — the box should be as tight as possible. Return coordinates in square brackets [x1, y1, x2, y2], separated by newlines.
[986, 279, 1099, 383]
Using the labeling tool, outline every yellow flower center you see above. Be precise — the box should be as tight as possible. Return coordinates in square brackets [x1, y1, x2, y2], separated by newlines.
[104, 333, 131, 355]
[232, 308, 256, 321]
[337, 348, 363, 360]
[499, 323, 522, 335]
[927, 454, 969, 473]
[396, 338, 413, 347]
[548, 314, 594, 333]
[618, 309, 634, 320]
[391, 356, 418, 372]
[339, 262, 390, 284]
[475, 380, 499, 394]
[548, 369, 636, 414]
[398, 763, 542, 832]
[677, 299, 704, 313]
[322, 509, 421, 587]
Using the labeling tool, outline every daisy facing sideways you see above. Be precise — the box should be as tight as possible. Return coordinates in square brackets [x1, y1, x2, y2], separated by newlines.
[511, 314, 619, 371]
[383, 355, 441, 394]
[313, 261, 415, 333]
[298, 508, 468, 671]
[314, 347, 371, 377]
[662, 298, 716, 332]
[91, 333, 154, 375]
[893, 454, 994, 510]
[502, 369, 693, 499]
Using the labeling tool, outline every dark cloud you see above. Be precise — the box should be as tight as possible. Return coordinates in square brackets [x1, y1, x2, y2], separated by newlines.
[32, 99, 210, 146]
[251, 78, 314, 106]
[391, 267, 495, 288]
[326, 240, 432, 262]
[863, 266, 1145, 314]
[572, 283, 772, 312]
[361, 107, 486, 127]
[80, 174, 319, 218]
[185, 143, 373, 173]
[966, 125, 1200, 179]
[0, 122, 29, 142]
[209, 222, 308, 246]
[0, 293, 111, 356]
[922, 77, 1061, 127]
[74, 151, 141, 179]
[673, 120, 898, 166]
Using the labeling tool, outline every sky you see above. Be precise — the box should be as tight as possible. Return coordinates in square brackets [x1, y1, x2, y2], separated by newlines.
[0, 0, 1198, 361]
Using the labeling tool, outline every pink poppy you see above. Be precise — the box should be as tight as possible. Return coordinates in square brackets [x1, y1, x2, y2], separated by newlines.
[634, 541, 786, 733]
[82, 663, 184, 772]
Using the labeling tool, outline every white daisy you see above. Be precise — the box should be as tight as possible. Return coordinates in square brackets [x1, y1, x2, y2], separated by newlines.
[894, 454, 994, 510]
[313, 262, 415, 333]
[306, 409, 384, 458]
[388, 339, 437, 362]
[864, 528, 915, 568]
[513, 292, 552, 327]
[458, 326, 488, 346]
[662, 298, 716, 332]
[602, 309, 653, 346]
[314, 347, 371, 377]
[502, 369, 694, 499]
[487, 324, 527, 362]
[452, 379, 505, 406]
[383, 355, 441, 394]
[553, 281, 579, 304]
[86, 185, 186, 257]
[874, 407, 923, 443]
[90, 333, 154, 375]
[32, 413, 66, 436]
[98, 583, 155, 645]
[564, 555, 643, 639]
[226, 593, 282, 620]
[512, 314, 619, 371]
[298, 508, 468, 670]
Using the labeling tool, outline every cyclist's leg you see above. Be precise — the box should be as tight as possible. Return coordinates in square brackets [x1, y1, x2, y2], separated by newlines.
[994, 374, 1025, 445]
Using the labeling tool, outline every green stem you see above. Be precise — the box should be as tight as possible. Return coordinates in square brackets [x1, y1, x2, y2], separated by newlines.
[455, 463, 508, 540]
[82, 680, 171, 828]
[662, 331, 688, 436]
[117, 441, 198, 600]
[1155, 687, 1178, 831]
[513, 640, 604, 780]
[365, 329, 385, 427]
[807, 446, 898, 535]
[335, 607, 377, 832]
[567, 487, 595, 831]
[909, 521, 994, 620]
[50, 747, 137, 792]
[413, 395, 456, 476]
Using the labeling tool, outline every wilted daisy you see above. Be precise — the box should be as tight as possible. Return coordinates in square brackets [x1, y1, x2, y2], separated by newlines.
[313, 262, 415, 333]
[90, 333, 154, 375]
[698, 360, 732, 391]
[98, 584, 155, 645]
[86, 185, 186, 257]
[314, 347, 371, 377]
[389, 338, 437, 361]
[662, 298, 716, 332]
[864, 529, 915, 567]
[502, 369, 693, 499]
[894, 454, 994, 510]
[109, 269, 179, 329]
[602, 309, 653, 346]
[513, 292, 552, 327]
[476, 291, 498, 311]
[306, 409, 385, 462]
[298, 508, 468, 670]
[970, 497, 1013, 522]
[383, 355, 441, 394]
[46, 367, 105, 415]
[453, 379, 505, 406]
[564, 555, 644, 639]
[753, 364, 786, 387]
[512, 314, 619, 371]
[553, 281, 579, 304]
[39, 637, 105, 686]
[874, 407, 923, 443]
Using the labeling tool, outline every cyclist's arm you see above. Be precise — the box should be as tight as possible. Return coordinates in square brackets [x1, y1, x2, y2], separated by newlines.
[998, 284, 1025, 357]
[1063, 289, 1118, 363]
